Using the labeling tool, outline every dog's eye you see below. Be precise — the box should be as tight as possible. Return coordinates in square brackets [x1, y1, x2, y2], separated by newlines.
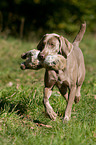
[48, 42, 54, 47]
[51, 43, 54, 46]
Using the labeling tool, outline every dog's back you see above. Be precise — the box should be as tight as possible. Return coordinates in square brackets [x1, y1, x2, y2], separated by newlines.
[73, 45, 85, 85]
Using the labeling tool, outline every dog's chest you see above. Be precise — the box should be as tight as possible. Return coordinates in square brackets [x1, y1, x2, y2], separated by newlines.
[56, 70, 70, 87]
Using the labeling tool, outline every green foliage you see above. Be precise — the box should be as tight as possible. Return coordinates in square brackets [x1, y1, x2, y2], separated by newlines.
[0, 35, 96, 144]
[0, 0, 96, 37]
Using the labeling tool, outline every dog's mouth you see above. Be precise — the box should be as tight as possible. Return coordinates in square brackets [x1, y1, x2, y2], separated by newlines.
[38, 52, 53, 61]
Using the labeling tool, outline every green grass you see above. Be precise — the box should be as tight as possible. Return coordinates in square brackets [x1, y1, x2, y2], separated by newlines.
[0, 34, 96, 145]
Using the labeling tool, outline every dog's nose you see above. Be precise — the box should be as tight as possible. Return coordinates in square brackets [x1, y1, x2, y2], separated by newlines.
[38, 53, 45, 60]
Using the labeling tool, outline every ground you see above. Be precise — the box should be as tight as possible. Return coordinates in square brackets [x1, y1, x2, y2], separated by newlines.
[0, 34, 96, 145]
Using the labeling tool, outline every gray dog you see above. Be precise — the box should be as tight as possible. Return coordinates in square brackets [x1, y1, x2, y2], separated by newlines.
[21, 22, 86, 122]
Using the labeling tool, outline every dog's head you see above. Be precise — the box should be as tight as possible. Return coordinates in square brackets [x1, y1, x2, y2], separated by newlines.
[37, 33, 73, 60]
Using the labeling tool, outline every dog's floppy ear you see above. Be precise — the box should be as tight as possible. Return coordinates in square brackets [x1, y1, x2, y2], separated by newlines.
[59, 36, 73, 58]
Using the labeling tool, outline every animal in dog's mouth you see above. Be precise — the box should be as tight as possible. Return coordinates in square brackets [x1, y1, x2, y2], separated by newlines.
[21, 22, 86, 122]
[21, 49, 41, 70]
[21, 49, 66, 71]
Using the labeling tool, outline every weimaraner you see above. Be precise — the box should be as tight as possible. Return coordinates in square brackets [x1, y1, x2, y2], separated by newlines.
[21, 22, 86, 122]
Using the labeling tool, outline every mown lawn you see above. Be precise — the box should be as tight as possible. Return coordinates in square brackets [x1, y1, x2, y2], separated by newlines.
[0, 34, 96, 145]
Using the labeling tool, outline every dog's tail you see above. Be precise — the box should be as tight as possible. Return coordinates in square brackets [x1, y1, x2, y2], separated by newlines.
[73, 22, 86, 46]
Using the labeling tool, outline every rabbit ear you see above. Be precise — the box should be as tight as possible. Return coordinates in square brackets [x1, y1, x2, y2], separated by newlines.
[21, 51, 31, 59]
[21, 52, 27, 59]
[59, 36, 73, 58]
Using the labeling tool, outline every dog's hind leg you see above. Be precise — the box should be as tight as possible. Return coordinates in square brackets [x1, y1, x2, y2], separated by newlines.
[43, 87, 57, 120]
[75, 85, 81, 103]
[63, 86, 76, 121]
[75, 65, 85, 103]
[58, 85, 68, 102]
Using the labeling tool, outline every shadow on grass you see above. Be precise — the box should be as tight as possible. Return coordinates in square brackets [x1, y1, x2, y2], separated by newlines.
[0, 98, 27, 115]
[33, 120, 42, 123]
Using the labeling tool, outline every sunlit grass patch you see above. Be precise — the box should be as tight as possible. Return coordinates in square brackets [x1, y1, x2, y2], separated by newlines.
[0, 35, 96, 145]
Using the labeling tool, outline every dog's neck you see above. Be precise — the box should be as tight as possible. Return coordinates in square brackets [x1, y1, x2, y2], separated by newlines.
[67, 46, 73, 57]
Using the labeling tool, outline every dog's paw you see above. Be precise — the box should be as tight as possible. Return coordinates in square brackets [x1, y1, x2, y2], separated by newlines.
[48, 111, 57, 121]
[63, 115, 70, 123]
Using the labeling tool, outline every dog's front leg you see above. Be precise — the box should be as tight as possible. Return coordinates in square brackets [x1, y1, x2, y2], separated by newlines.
[63, 86, 76, 122]
[44, 87, 57, 120]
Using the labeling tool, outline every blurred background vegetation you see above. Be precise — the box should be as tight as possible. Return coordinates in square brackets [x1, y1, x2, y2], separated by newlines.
[0, 0, 96, 39]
